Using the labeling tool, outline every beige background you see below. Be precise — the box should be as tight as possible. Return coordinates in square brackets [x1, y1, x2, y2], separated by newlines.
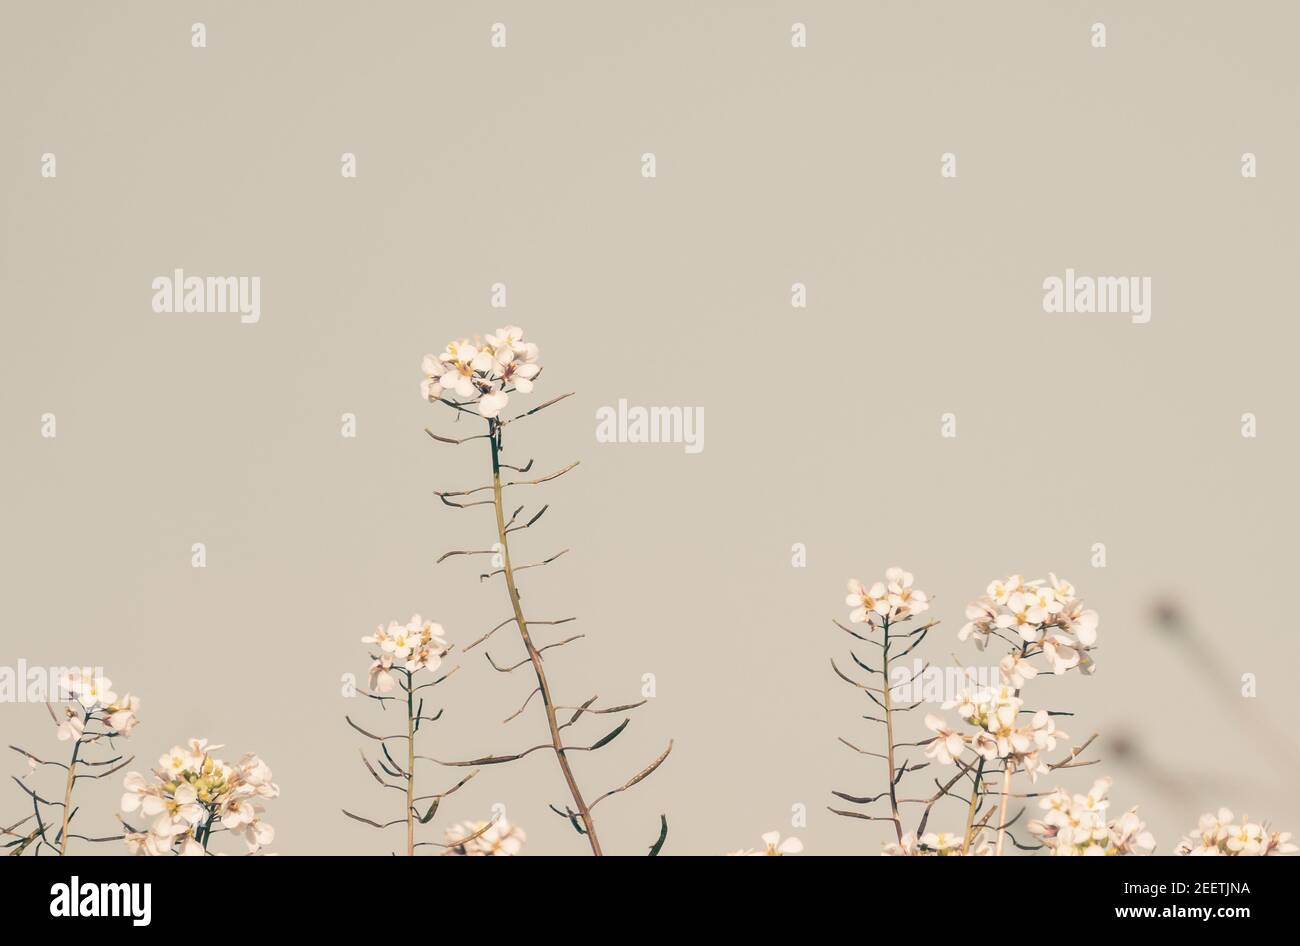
[2, 1, 1297, 855]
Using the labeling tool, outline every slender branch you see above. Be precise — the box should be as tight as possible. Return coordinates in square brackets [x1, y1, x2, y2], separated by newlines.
[1049, 733, 1099, 771]
[463, 615, 575, 653]
[345, 716, 409, 742]
[503, 687, 542, 724]
[916, 767, 969, 837]
[507, 505, 549, 534]
[500, 392, 574, 426]
[590, 742, 673, 809]
[487, 422, 602, 855]
[425, 428, 490, 445]
[9, 747, 68, 770]
[479, 548, 569, 581]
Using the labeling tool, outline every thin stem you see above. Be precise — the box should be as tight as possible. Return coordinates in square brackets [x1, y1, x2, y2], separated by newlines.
[406, 672, 416, 856]
[994, 761, 1014, 856]
[880, 617, 903, 843]
[488, 422, 602, 855]
[57, 736, 82, 855]
[960, 757, 985, 854]
[990, 639, 1031, 856]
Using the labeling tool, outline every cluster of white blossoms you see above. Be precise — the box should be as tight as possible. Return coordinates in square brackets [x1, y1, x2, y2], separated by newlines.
[845, 567, 930, 625]
[420, 326, 541, 419]
[727, 831, 803, 856]
[445, 818, 526, 856]
[1175, 809, 1297, 856]
[56, 668, 141, 740]
[882, 831, 992, 856]
[924, 685, 1065, 781]
[120, 738, 279, 856]
[1027, 778, 1155, 856]
[361, 614, 448, 694]
[960, 574, 1099, 680]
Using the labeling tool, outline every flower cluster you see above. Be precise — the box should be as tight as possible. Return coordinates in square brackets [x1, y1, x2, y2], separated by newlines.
[959, 574, 1098, 678]
[882, 831, 992, 856]
[444, 818, 526, 856]
[924, 685, 1065, 781]
[727, 831, 803, 856]
[420, 326, 540, 418]
[1027, 778, 1155, 856]
[361, 614, 448, 693]
[845, 567, 930, 625]
[56, 668, 141, 740]
[1175, 808, 1297, 856]
[121, 738, 278, 856]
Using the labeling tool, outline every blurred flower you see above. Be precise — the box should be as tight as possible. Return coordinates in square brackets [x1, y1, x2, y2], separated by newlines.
[55, 710, 83, 742]
[446, 818, 526, 856]
[1028, 777, 1155, 855]
[883, 830, 989, 856]
[1175, 808, 1296, 856]
[999, 652, 1039, 688]
[368, 654, 396, 694]
[921, 832, 964, 855]
[959, 598, 997, 650]
[758, 831, 803, 856]
[60, 668, 116, 710]
[924, 714, 965, 765]
[105, 694, 141, 736]
[882, 832, 919, 856]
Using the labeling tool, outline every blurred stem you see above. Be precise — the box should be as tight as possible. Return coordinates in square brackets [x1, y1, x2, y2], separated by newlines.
[960, 757, 985, 854]
[880, 617, 903, 843]
[990, 638, 1031, 856]
[488, 420, 602, 855]
[994, 762, 1014, 856]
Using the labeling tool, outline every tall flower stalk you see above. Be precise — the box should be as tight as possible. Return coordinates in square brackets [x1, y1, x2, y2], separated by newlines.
[831, 570, 943, 845]
[421, 326, 672, 856]
[343, 614, 482, 855]
[8, 668, 138, 856]
[487, 424, 603, 852]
